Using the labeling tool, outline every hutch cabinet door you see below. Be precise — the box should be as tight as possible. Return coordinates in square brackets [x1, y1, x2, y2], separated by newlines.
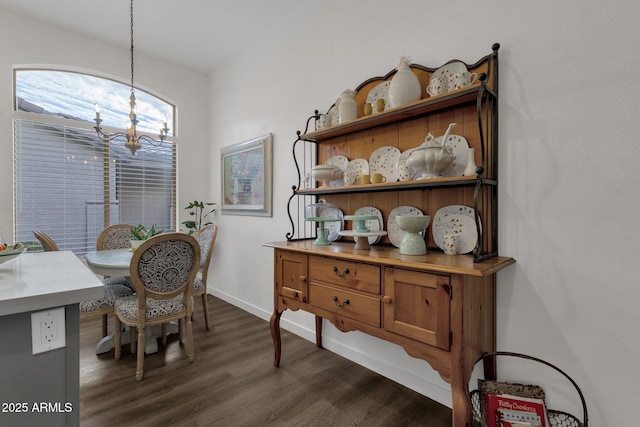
[275, 250, 308, 303]
[383, 267, 451, 350]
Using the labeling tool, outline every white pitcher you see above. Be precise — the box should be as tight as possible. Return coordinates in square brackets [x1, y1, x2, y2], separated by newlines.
[337, 89, 357, 123]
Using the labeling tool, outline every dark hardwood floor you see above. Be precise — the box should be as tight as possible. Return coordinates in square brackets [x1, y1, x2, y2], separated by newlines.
[79, 295, 452, 426]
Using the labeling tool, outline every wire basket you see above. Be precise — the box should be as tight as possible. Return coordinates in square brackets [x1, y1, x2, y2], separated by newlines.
[469, 352, 588, 427]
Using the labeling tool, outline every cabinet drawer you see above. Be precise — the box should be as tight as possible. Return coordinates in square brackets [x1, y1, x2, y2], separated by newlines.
[309, 282, 381, 327]
[309, 256, 380, 294]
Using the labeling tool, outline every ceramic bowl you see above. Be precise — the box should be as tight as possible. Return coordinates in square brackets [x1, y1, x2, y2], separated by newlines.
[395, 215, 430, 233]
[311, 165, 343, 188]
[0, 245, 27, 265]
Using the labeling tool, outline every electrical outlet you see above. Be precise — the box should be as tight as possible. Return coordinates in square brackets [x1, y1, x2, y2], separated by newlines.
[31, 307, 66, 354]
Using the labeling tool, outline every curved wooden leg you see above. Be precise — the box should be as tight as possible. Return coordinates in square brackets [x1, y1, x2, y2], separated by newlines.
[130, 326, 136, 353]
[201, 294, 210, 330]
[161, 323, 167, 345]
[451, 374, 471, 427]
[315, 315, 323, 349]
[270, 310, 283, 367]
[186, 316, 195, 362]
[136, 325, 145, 381]
[114, 316, 122, 360]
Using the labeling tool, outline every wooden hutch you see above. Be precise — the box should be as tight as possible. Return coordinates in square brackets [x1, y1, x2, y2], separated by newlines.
[265, 44, 515, 426]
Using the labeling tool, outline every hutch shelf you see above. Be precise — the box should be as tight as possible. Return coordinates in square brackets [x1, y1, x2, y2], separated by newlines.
[267, 43, 515, 427]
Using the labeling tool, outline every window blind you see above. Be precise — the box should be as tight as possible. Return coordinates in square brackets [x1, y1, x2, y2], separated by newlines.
[14, 119, 176, 255]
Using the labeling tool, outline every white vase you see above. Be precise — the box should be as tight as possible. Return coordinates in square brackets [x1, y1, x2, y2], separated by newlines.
[387, 56, 421, 109]
[337, 89, 357, 123]
[463, 147, 478, 176]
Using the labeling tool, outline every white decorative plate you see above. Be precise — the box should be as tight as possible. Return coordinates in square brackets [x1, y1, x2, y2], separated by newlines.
[423, 134, 469, 177]
[326, 155, 349, 186]
[345, 158, 369, 184]
[320, 206, 344, 242]
[397, 148, 416, 181]
[387, 206, 424, 248]
[326, 155, 348, 171]
[366, 81, 390, 111]
[369, 146, 401, 183]
[354, 206, 384, 244]
[432, 205, 480, 254]
[431, 61, 468, 92]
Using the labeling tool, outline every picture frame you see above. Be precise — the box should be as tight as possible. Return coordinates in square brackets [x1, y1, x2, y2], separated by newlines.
[221, 133, 272, 217]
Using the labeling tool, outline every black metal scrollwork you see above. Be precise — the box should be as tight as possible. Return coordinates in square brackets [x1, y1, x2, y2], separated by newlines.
[286, 111, 320, 241]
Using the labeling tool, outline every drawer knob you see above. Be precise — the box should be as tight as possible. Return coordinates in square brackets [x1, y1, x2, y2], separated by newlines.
[332, 295, 350, 307]
[332, 266, 350, 277]
[382, 296, 392, 304]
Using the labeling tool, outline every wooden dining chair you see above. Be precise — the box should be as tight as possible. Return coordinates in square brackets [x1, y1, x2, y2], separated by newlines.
[193, 224, 218, 330]
[79, 224, 135, 337]
[97, 223, 134, 251]
[114, 232, 200, 380]
[79, 282, 135, 334]
[162, 224, 218, 341]
[33, 230, 59, 251]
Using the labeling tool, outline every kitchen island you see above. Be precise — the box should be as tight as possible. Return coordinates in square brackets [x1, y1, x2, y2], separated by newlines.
[0, 251, 103, 426]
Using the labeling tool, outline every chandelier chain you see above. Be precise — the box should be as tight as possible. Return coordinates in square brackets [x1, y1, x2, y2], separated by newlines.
[130, 0, 135, 94]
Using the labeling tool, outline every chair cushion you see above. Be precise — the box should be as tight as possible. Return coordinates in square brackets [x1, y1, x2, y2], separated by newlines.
[115, 294, 186, 321]
[102, 275, 134, 290]
[80, 284, 134, 312]
[193, 277, 204, 292]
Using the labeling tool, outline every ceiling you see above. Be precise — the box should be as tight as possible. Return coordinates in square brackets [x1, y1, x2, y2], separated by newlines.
[0, 0, 303, 74]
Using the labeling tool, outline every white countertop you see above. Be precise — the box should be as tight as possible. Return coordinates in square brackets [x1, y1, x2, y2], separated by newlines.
[0, 251, 104, 316]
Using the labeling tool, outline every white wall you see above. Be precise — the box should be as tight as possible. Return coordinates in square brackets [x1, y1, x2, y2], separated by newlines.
[208, 1, 640, 425]
[0, 9, 210, 240]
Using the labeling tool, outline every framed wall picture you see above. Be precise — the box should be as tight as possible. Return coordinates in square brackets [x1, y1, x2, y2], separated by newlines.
[221, 133, 272, 217]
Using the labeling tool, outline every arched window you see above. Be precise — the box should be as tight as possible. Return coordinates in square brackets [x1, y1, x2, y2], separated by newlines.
[13, 68, 177, 255]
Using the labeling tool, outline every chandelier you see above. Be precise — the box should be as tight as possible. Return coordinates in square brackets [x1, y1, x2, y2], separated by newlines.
[94, 0, 169, 155]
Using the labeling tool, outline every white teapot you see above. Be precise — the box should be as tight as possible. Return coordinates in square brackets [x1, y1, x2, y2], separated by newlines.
[406, 124, 457, 179]
[407, 146, 454, 179]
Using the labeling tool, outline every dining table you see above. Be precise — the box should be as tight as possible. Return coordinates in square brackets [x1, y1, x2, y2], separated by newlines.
[84, 248, 179, 355]
[84, 248, 132, 277]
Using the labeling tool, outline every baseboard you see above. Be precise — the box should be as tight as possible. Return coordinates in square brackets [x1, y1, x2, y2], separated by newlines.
[209, 289, 452, 408]
[210, 288, 272, 321]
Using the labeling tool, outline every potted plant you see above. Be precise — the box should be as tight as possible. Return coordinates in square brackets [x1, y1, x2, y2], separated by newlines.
[182, 200, 216, 235]
[130, 224, 163, 250]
